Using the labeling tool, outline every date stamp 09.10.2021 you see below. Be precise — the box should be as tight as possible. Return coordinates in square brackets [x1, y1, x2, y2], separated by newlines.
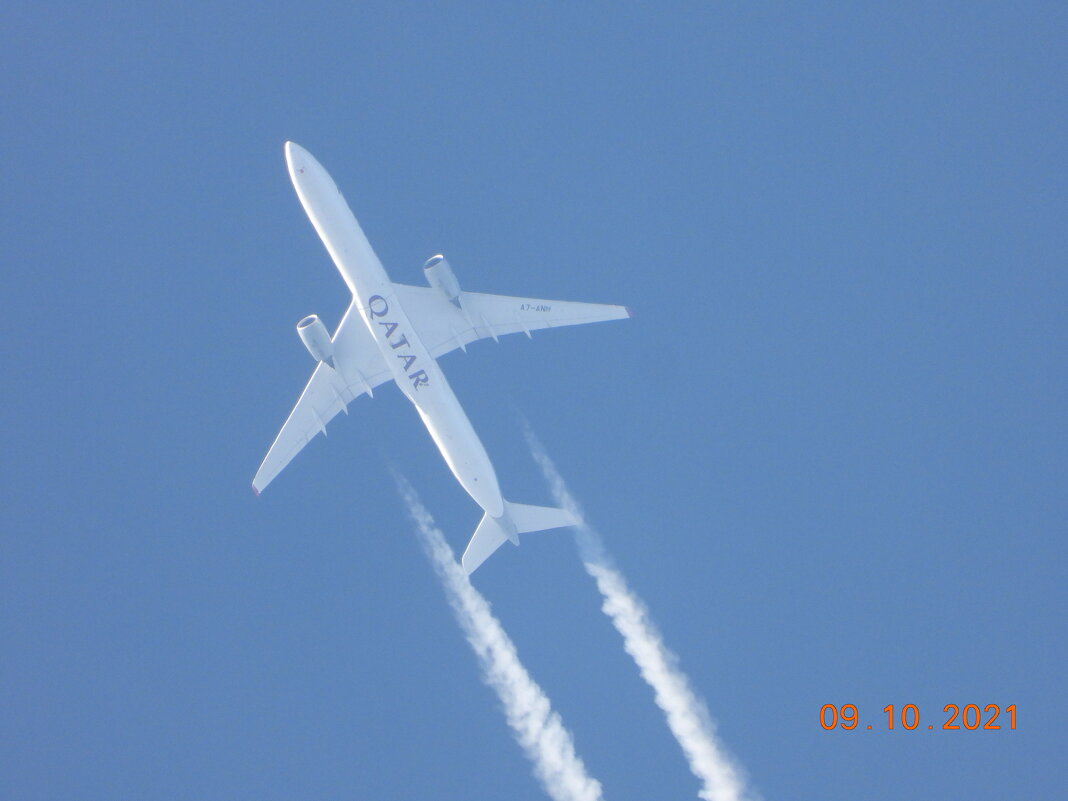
[820, 703, 1017, 731]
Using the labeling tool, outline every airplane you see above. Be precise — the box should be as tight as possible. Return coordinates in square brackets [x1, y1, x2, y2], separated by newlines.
[253, 142, 630, 573]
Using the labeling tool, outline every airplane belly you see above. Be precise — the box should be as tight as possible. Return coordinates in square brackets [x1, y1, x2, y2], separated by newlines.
[413, 380, 505, 518]
[359, 285, 505, 517]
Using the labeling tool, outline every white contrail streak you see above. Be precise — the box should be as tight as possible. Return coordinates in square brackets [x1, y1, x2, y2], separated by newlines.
[394, 474, 605, 801]
[525, 431, 755, 801]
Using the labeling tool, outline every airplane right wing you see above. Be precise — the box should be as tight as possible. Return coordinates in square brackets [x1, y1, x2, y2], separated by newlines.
[253, 302, 393, 493]
[392, 284, 631, 360]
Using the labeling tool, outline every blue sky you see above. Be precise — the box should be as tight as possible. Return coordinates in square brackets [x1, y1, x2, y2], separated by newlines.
[3, 2, 1065, 798]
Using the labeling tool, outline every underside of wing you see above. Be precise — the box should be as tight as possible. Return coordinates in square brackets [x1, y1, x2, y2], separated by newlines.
[253, 302, 392, 493]
[392, 284, 631, 360]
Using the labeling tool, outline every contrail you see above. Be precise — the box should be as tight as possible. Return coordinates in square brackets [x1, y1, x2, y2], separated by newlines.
[393, 473, 605, 801]
[525, 430, 755, 801]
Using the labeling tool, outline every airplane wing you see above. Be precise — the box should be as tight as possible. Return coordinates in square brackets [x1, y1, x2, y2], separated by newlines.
[253, 302, 393, 493]
[391, 284, 631, 360]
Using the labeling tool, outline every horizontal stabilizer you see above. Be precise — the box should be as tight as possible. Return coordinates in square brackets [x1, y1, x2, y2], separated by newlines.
[505, 501, 577, 535]
[461, 501, 577, 574]
[462, 513, 511, 575]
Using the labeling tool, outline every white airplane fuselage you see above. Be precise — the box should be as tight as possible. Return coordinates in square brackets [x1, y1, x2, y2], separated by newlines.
[285, 142, 507, 520]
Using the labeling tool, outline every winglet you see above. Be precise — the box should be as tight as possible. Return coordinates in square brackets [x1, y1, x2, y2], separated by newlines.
[626, 306, 635, 318]
[251, 482, 260, 496]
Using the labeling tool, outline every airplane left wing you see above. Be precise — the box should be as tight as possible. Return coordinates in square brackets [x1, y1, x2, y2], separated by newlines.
[253, 302, 392, 493]
[392, 284, 631, 360]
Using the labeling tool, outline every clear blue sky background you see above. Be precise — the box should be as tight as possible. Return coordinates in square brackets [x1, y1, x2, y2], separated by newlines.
[3, 3, 1065, 799]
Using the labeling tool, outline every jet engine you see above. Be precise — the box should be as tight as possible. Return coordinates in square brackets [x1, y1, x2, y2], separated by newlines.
[423, 254, 461, 304]
[296, 314, 334, 367]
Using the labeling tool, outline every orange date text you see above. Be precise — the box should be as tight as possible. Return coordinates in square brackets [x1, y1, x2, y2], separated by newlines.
[820, 703, 1016, 731]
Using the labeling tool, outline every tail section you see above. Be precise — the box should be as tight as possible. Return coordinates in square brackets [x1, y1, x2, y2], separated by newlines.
[461, 501, 577, 574]
[506, 501, 576, 536]
[462, 514, 511, 576]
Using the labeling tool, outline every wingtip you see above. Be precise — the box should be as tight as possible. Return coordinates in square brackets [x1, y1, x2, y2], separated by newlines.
[251, 482, 260, 496]
[626, 306, 635, 318]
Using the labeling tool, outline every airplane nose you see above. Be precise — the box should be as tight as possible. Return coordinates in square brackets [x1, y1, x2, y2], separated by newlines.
[286, 140, 320, 177]
[284, 140, 304, 171]
[284, 141, 333, 193]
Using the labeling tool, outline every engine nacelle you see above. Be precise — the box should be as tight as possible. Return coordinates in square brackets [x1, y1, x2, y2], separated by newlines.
[423, 254, 462, 304]
[296, 314, 334, 367]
